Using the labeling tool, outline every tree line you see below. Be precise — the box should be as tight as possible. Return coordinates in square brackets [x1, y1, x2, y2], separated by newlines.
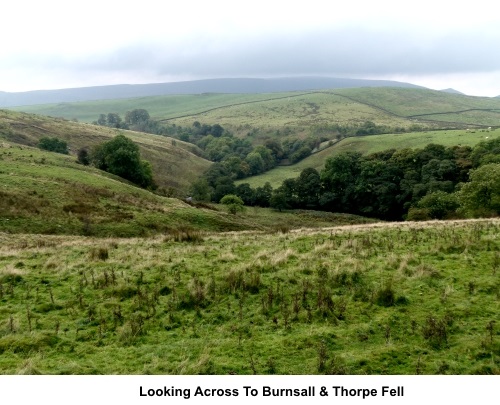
[191, 137, 500, 220]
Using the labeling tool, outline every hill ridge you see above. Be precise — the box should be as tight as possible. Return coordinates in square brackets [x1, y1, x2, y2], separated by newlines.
[0, 77, 424, 107]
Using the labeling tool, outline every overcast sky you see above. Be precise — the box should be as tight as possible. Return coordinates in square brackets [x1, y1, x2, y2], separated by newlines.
[2, 0, 500, 96]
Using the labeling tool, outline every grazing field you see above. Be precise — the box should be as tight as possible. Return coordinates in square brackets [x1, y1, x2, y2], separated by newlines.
[239, 128, 500, 188]
[332, 88, 500, 119]
[8, 93, 311, 124]
[0, 219, 498, 374]
[0, 140, 228, 236]
[164, 91, 421, 135]
[11, 88, 500, 135]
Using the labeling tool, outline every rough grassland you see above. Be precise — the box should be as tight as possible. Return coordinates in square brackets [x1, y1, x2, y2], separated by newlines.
[0, 140, 237, 236]
[0, 140, 372, 236]
[0, 219, 498, 374]
[0, 109, 210, 193]
[11, 88, 500, 134]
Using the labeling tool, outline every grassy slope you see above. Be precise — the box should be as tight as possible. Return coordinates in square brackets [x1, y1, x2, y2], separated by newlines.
[12, 88, 500, 132]
[0, 109, 210, 193]
[165, 91, 422, 135]
[0, 140, 234, 236]
[239, 128, 500, 188]
[9, 93, 306, 123]
[0, 141, 372, 236]
[0, 219, 498, 374]
[332, 88, 500, 120]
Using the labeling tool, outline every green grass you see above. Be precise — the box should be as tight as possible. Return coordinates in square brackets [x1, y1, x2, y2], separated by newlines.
[239, 128, 500, 188]
[9, 93, 310, 123]
[11, 88, 500, 136]
[0, 140, 373, 237]
[0, 109, 210, 193]
[332, 87, 500, 119]
[0, 219, 498, 374]
[166, 91, 422, 136]
[0, 141, 229, 236]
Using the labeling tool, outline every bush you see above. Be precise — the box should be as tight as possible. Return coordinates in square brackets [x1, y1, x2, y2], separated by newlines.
[38, 137, 69, 154]
[415, 191, 460, 219]
[77, 148, 90, 165]
[220, 194, 245, 214]
[90, 134, 155, 189]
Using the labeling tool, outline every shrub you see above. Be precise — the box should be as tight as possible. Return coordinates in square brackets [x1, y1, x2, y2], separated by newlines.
[376, 284, 395, 307]
[77, 148, 90, 165]
[38, 137, 68, 154]
[90, 134, 155, 189]
[220, 194, 245, 215]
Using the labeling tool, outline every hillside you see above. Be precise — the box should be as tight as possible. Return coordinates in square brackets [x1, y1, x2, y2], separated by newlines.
[238, 127, 500, 188]
[0, 77, 423, 107]
[164, 87, 500, 133]
[0, 109, 210, 193]
[6, 87, 500, 194]
[0, 140, 232, 236]
[332, 88, 500, 126]
[0, 140, 373, 236]
[12, 88, 500, 140]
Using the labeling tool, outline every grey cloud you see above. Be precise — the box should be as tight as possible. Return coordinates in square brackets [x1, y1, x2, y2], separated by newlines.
[19, 25, 500, 80]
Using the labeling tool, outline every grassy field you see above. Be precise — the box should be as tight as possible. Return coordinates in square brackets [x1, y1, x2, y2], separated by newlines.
[10, 88, 500, 134]
[8, 93, 311, 123]
[0, 219, 498, 374]
[0, 109, 210, 193]
[332, 88, 500, 119]
[239, 128, 500, 188]
[165, 91, 424, 136]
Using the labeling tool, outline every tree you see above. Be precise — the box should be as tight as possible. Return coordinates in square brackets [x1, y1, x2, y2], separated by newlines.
[458, 163, 500, 216]
[211, 124, 224, 138]
[77, 148, 90, 165]
[245, 152, 265, 175]
[97, 114, 107, 126]
[125, 109, 150, 125]
[90, 134, 154, 189]
[270, 190, 290, 212]
[235, 183, 255, 205]
[189, 178, 211, 202]
[254, 182, 273, 207]
[320, 152, 362, 212]
[296, 168, 321, 208]
[220, 194, 245, 214]
[415, 191, 459, 219]
[106, 113, 123, 128]
[38, 137, 69, 154]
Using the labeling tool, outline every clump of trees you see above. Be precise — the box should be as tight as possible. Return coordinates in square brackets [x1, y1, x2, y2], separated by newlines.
[220, 194, 245, 214]
[192, 137, 500, 221]
[38, 137, 69, 154]
[92, 110, 320, 179]
[90, 134, 155, 189]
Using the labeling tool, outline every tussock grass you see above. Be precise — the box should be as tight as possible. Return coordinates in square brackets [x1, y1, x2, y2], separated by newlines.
[0, 219, 498, 374]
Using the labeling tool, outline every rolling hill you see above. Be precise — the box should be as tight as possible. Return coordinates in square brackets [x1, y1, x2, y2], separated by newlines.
[0, 77, 423, 107]
[0, 136, 373, 236]
[238, 127, 500, 189]
[0, 109, 210, 193]
[5, 87, 500, 194]
[11, 88, 500, 136]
